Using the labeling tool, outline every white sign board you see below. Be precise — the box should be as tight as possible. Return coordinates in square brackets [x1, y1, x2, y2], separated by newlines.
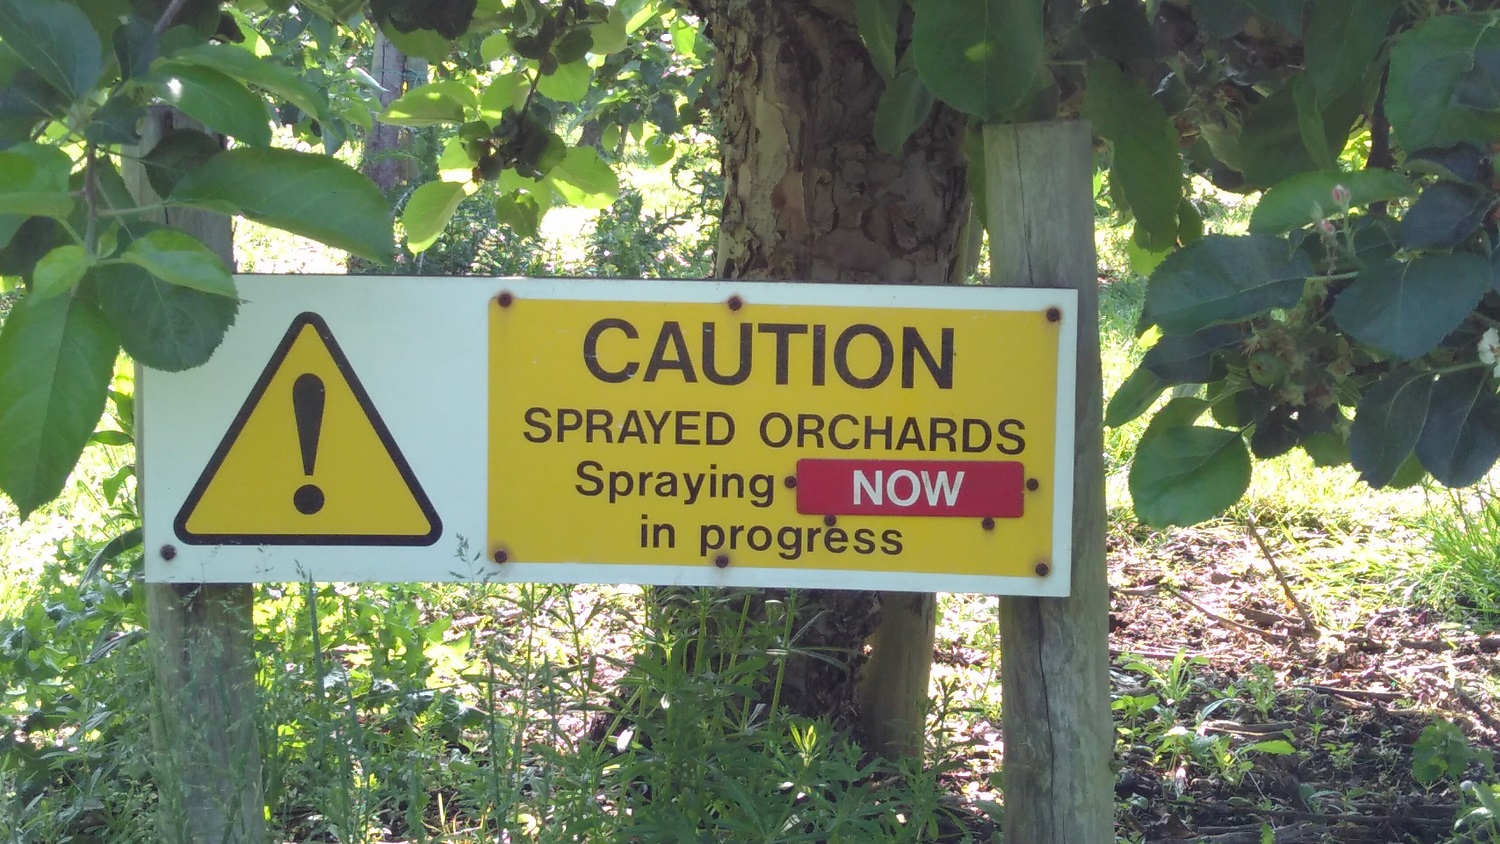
[143, 276, 1077, 595]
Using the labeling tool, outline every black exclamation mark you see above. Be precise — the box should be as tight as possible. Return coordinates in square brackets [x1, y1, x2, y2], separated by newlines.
[292, 373, 326, 515]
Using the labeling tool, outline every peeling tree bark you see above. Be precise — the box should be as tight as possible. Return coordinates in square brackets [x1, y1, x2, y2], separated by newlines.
[698, 0, 969, 757]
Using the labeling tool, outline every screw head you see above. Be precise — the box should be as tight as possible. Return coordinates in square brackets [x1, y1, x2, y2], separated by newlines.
[1045, 307, 1061, 323]
[714, 554, 730, 568]
[727, 295, 744, 311]
[981, 517, 995, 531]
[492, 549, 508, 564]
[496, 291, 514, 308]
[784, 475, 797, 489]
[823, 514, 837, 527]
[1026, 478, 1040, 492]
[159, 544, 177, 561]
[1034, 560, 1052, 577]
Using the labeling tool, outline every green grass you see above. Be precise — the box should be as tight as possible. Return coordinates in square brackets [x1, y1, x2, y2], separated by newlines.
[1413, 484, 1500, 628]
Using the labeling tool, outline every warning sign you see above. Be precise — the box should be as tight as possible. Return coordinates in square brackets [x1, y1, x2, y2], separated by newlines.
[143, 276, 1075, 594]
[174, 312, 442, 546]
[488, 291, 1074, 588]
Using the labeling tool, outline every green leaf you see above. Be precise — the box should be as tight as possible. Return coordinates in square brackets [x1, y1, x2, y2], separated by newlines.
[0, 143, 74, 221]
[1412, 719, 1470, 786]
[1244, 739, 1297, 755]
[1141, 325, 1245, 384]
[494, 191, 542, 238]
[855, 0, 903, 81]
[1415, 367, 1500, 487]
[1080, 0, 1155, 62]
[1388, 16, 1500, 152]
[1332, 254, 1491, 360]
[119, 228, 235, 297]
[1146, 396, 1211, 432]
[1142, 235, 1312, 334]
[90, 430, 132, 447]
[0, 191, 74, 220]
[150, 63, 273, 147]
[380, 22, 453, 64]
[1243, 0, 1303, 35]
[546, 147, 619, 210]
[0, 292, 118, 519]
[480, 32, 511, 63]
[170, 147, 394, 264]
[1301, 431, 1350, 467]
[140, 128, 223, 200]
[1349, 366, 1435, 487]
[84, 94, 146, 146]
[380, 81, 473, 126]
[1250, 170, 1414, 234]
[1105, 365, 1167, 428]
[402, 181, 467, 253]
[0, 0, 104, 100]
[588, 10, 628, 55]
[1399, 181, 1494, 251]
[1238, 79, 1360, 188]
[165, 43, 332, 127]
[32, 245, 93, 299]
[1130, 424, 1252, 527]
[910, 0, 1043, 118]
[874, 58, 934, 155]
[89, 262, 236, 372]
[1126, 236, 1170, 277]
[1209, 382, 1271, 428]
[1084, 61, 1183, 248]
[1405, 143, 1489, 184]
[479, 73, 529, 124]
[1304, 0, 1397, 103]
[113, 15, 157, 82]
[1292, 77, 1336, 171]
[537, 60, 591, 104]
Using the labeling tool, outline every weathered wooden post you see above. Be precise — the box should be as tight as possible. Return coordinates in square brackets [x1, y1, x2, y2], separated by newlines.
[130, 110, 266, 843]
[985, 120, 1113, 841]
[857, 591, 937, 758]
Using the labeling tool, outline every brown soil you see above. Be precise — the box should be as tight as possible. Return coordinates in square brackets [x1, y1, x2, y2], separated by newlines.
[933, 520, 1500, 843]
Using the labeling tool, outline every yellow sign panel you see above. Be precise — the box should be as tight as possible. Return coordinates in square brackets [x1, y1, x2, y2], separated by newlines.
[176, 313, 442, 545]
[489, 294, 1064, 579]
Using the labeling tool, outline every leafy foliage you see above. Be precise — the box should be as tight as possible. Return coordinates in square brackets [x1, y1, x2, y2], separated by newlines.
[0, 0, 1499, 532]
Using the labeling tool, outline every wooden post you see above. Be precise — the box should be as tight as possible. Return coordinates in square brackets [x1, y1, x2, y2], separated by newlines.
[857, 591, 937, 758]
[130, 109, 266, 843]
[984, 121, 1113, 841]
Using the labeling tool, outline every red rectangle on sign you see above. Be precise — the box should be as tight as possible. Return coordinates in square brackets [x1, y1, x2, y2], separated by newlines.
[795, 459, 1025, 518]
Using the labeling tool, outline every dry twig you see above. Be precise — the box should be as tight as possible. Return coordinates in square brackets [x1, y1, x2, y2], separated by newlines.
[1163, 585, 1289, 644]
[1454, 683, 1500, 733]
[1246, 516, 1319, 635]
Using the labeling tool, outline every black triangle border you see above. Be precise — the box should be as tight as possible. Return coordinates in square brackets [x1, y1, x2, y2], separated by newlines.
[174, 312, 443, 546]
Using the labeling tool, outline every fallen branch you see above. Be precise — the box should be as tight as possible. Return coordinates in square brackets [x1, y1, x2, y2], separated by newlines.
[1246, 515, 1319, 635]
[1302, 684, 1404, 702]
[1454, 683, 1500, 733]
[1110, 645, 1213, 660]
[1163, 585, 1289, 644]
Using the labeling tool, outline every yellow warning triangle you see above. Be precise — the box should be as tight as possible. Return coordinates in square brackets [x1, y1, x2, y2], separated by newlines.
[175, 312, 442, 546]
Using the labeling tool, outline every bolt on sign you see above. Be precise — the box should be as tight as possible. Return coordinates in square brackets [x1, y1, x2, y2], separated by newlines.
[144, 276, 1077, 595]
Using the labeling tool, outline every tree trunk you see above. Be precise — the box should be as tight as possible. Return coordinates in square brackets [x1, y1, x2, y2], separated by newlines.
[698, 0, 970, 757]
[128, 108, 266, 843]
